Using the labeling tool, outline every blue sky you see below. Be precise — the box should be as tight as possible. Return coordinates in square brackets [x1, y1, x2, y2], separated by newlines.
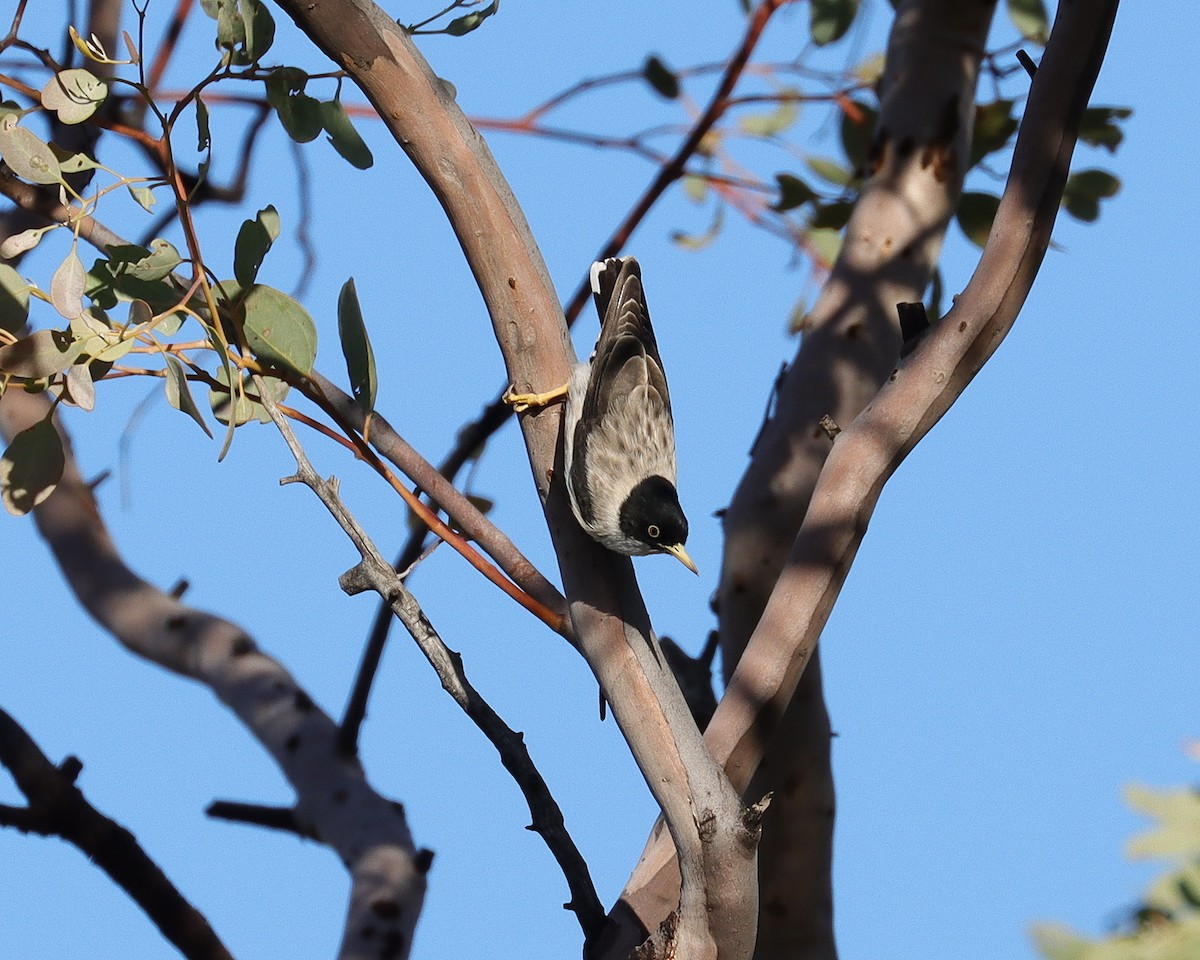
[2, 2, 1197, 959]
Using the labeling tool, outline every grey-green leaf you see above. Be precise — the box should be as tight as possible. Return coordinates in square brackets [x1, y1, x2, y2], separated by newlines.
[0, 263, 31, 333]
[671, 208, 725, 251]
[234, 205, 281, 287]
[0, 329, 84, 378]
[1, 417, 65, 515]
[337, 277, 377, 414]
[320, 100, 373, 170]
[805, 227, 843, 266]
[40, 68, 108, 124]
[0, 227, 51, 260]
[50, 250, 86, 319]
[810, 0, 861, 46]
[241, 283, 317, 375]
[0, 117, 64, 185]
[1006, 0, 1050, 44]
[124, 238, 182, 281]
[805, 155, 853, 187]
[64, 362, 96, 411]
[165, 355, 213, 437]
[739, 91, 799, 138]
[128, 184, 158, 212]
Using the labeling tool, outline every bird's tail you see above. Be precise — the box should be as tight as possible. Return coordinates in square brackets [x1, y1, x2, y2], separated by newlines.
[589, 256, 639, 322]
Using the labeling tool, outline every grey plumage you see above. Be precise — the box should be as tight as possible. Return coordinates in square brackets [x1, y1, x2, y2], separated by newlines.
[562, 257, 696, 573]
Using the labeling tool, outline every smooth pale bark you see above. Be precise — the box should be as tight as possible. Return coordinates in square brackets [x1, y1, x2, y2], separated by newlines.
[270, 2, 761, 957]
[0, 389, 425, 960]
[720, 4, 999, 956]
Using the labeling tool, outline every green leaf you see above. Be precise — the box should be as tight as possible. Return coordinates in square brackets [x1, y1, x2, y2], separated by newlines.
[739, 90, 799, 138]
[164, 355, 213, 437]
[196, 97, 211, 152]
[337, 277, 377, 415]
[852, 52, 886, 86]
[671, 208, 724, 251]
[805, 227, 842, 266]
[681, 174, 709, 204]
[320, 100, 373, 170]
[1, 418, 65, 516]
[209, 363, 289, 426]
[234, 205, 281, 287]
[809, 199, 854, 230]
[209, 364, 253, 427]
[805, 155, 853, 187]
[839, 100, 878, 174]
[1078, 106, 1131, 153]
[445, 0, 499, 36]
[0, 116, 64, 185]
[956, 191, 1001, 247]
[771, 173, 818, 212]
[50, 250, 86, 320]
[1007, 0, 1050, 44]
[642, 55, 680, 100]
[240, 283, 317, 375]
[1061, 169, 1120, 222]
[0, 263, 31, 333]
[240, 0, 275, 62]
[121, 238, 182, 281]
[87, 248, 184, 319]
[810, 0, 861, 46]
[970, 100, 1018, 167]
[0, 328, 82, 378]
[40, 68, 108, 124]
[927, 266, 944, 321]
[265, 69, 323, 143]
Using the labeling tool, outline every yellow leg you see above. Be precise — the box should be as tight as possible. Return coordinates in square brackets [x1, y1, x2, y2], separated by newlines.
[502, 382, 569, 413]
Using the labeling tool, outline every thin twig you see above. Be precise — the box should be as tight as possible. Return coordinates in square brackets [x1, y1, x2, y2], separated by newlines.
[254, 377, 606, 943]
[0, 707, 235, 960]
[348, 0, 794, 755]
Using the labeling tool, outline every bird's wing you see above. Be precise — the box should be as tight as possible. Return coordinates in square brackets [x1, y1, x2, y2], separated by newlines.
[582, 257, 672, 425]
[569, 257, 673, 527]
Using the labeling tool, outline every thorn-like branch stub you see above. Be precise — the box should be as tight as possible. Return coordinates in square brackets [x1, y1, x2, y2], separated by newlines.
[818, 414, 841, 441]
[897, 301, 931, 344]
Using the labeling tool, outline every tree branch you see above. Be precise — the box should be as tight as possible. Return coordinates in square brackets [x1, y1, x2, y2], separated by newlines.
[255, 377, 607, 943]
[0, 388, 426, 960]
[616, 1, 1118, 954]
[714, 0, 1118, 802]
[268, 2, 765, 956]
[0, 706, 235, 960]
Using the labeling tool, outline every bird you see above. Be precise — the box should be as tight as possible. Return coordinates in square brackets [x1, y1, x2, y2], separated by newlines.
[504, 256, 697, 574]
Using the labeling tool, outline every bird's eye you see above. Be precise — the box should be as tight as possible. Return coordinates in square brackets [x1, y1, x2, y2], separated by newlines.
[647, 524, 660, 539]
